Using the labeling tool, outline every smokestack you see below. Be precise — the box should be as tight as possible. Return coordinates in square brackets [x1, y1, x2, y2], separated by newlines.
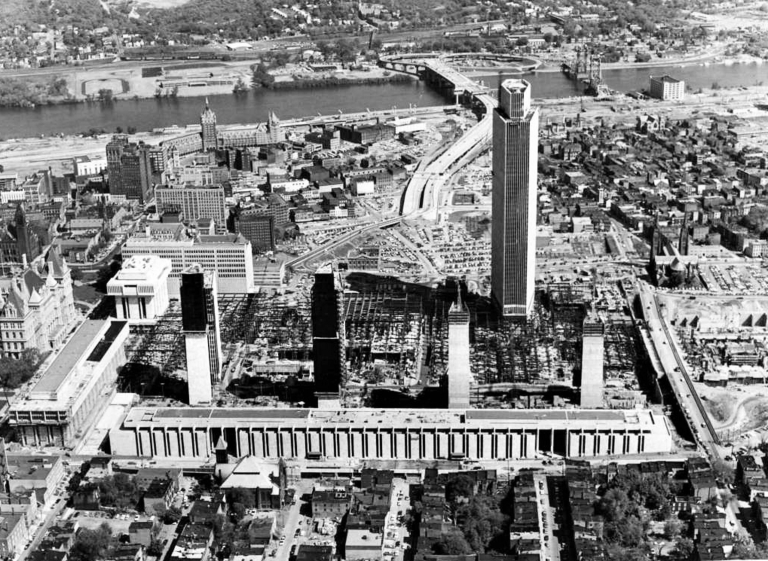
[22, 254, 27, 269]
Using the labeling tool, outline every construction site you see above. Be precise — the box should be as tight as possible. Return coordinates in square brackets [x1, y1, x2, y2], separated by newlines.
[112, 268, 649, 410]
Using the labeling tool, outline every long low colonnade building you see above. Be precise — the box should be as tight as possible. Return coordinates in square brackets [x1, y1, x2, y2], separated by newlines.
[109, 408, 673, 460]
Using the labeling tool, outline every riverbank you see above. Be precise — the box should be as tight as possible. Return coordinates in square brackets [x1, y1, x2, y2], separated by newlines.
[533, 50, 764, 74]
[256, 72, 413, 90]
[2, 79, 766, 177]
[0, 60, 414, 108]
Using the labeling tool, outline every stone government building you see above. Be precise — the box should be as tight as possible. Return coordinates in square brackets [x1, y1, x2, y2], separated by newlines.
[108, 408, 673, 460]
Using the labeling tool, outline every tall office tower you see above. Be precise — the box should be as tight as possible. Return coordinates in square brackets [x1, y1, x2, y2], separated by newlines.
[491, 79, 539, 319]
[200, 99, 218, 152]
[447, 290, 471, 409]
[106, 136, 157, 203]
[181, 264, 222, 404]
[311, 264, 346, 395]
[580, 315, 604, 408]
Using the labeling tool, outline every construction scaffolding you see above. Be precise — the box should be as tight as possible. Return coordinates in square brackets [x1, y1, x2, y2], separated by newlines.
[603, 318, 638, 373]
[218, 293, 313, 361]
[124, 302, 185, 373]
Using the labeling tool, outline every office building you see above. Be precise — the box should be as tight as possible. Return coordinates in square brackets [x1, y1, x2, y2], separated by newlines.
[650, 75, 685, 101]
[491, 79, 539, 318]
[106, 136, 156, 203]
[109, 407, 674, 460]
[155, 186, 226, 233]
[580, 315, 604, 408]
[10, 319, 129, 448]
[0, 248, 76, 358]
[0, 203, 41, 266]
[236, 212, 275, 253]
[181, 264, 222, 405]
[200, 99, 218, 152]
[107, 255, 172, 324]
[122, 232, 255, 297]
[311, 265, 346, 395]
[447, 291, 471, 409]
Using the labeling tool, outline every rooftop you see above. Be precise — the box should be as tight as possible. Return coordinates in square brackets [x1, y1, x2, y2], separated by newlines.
[111, 255, 172, 282]
[7, 454, 60, 481]
[653, 75, 682, 83]
[30, 320, 107, 398]
[122, 407, 667, 431]
[346, 528, 383, 549]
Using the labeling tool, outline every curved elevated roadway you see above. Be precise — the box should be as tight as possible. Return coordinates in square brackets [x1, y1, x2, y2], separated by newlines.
[396, 58, 497, 220]
[286, 57, 499, 272]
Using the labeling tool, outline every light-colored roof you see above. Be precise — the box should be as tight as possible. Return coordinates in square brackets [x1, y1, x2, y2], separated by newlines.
[30, 320, 107, 396]
[121, 407, 665, 432]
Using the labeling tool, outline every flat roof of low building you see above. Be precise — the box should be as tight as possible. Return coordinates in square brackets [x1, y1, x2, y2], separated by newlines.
[345, 528, 383, 549]
[30, 320, 107, 397]
[7, 454, 60, 481]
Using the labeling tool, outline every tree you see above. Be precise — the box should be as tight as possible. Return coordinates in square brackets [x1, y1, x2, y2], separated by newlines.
[163, 505, 182, 524]
[663, 518, 681, 540]
[97, 88, 113, 102]
[675, 537, 694, 559]
[515, 36, 529, 47]
[69, 268, 84, 282]
[147, 537, 164, 556]
[432, 528, 472, 555]
[712, 459, 735, 485]
[445, 474, 475, 503]
[0, 348, 44, 400]
[458, 495, 506, 552]
[70, 522, 112, 561]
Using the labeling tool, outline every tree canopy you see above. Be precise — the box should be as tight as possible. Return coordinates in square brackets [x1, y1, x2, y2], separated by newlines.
[70, 522, 112, 561]
[0, 348, 44, 395]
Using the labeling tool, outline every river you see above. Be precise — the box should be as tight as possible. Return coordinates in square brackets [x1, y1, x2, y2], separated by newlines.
[0, 61, 765, 139]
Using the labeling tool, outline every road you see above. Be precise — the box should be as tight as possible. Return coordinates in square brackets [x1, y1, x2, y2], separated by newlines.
[287, 217, 401, 271]
[637, 281, 720, 459]
[399, 72, 495, 218]
[535, 473, 560, 561]
[269, 481, 313, 560]
[18, 497, 68, 561]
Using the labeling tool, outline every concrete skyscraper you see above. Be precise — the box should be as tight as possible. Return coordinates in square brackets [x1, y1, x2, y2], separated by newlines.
[200, 99, 218, 152]
[491, 79, 539, 318]
[181, 264, 222, 405]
